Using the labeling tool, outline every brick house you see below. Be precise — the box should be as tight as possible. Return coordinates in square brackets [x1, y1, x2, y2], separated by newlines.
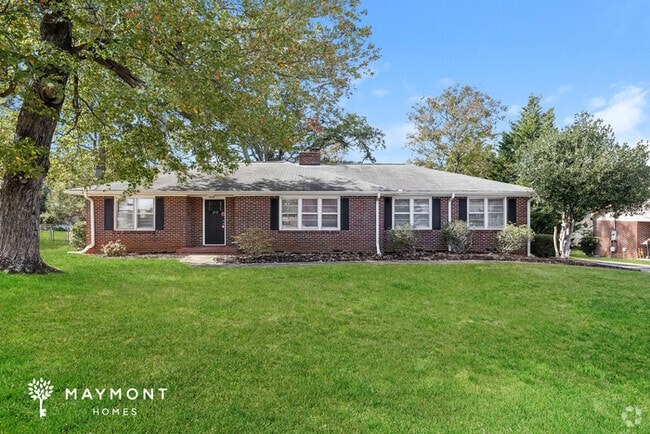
[68, 151, 534, 255]
[593, 206, 650, 259]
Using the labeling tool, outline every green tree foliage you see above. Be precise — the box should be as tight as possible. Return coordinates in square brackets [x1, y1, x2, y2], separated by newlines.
[240, 109, 385, 162]
[519, 112, 650, 257]
[0, 0, 379, 273]
[406, 84, 506, 177]
[490, 94, 556, 183]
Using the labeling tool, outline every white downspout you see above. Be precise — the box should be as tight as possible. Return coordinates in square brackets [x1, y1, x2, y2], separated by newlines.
[448, 193, 455, 252]
[448, 193, 455, 223]
[376, 192, 382, 256]
[79, 192, 95, 254]
[527, 198, 532, 256]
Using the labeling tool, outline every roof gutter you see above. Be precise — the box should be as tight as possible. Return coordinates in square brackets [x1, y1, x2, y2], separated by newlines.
[79, 192, 95, 254]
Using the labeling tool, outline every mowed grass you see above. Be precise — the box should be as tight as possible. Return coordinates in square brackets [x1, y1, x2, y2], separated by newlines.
[0, 239, 648, 432]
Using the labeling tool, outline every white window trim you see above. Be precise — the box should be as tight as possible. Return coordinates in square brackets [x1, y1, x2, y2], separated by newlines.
[392, 197, 432, 230]
[280, 197, 340, 231]
[467, 197, 506, 230]
[115, 197, 155, 231]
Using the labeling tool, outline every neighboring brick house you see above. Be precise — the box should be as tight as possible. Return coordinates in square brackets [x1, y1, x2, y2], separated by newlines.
[593, 207, 650, 259]
[67, 151, 534, 255]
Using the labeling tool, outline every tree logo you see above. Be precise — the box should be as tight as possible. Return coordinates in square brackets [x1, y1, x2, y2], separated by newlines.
[622, 405, 642, 429]
[27, 378, 54, 418]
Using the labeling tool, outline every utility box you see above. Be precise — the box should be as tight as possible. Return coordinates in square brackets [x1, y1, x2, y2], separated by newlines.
[610, 230, 617, 240]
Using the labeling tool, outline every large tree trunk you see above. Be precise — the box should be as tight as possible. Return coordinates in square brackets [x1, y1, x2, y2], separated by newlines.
[0, 6, 71, 274]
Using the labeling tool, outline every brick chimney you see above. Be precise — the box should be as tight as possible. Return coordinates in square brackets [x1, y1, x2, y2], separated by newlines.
[298, 149, 321, 165]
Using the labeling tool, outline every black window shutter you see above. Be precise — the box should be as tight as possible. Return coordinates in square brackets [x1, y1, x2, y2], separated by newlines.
[270, 197, 279, 230]
[155, 197, 165, 230]
[384, 197, 392, 229]
[432, 198, 442, 230]
[104, 197, 114, 230]
[458, 198, 467, 222]
[340, 198, 349, 230]
[507, 198, 517, 224]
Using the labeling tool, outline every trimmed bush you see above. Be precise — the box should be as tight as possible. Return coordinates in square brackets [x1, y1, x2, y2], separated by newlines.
[101, 240, 127, 257]
[70, 221, 87, 250]
[531, 234, 556, 258]
[579, 234, 599, 257]
[442, 220, 472, 253]
[386, 224, 418, 253]
[495, 224, 535, 254]
[233, 228, 273, 255]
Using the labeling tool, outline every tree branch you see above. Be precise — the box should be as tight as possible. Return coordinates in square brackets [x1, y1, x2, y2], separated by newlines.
[90, 56, 145, 88]
[0, 81, 16, 98]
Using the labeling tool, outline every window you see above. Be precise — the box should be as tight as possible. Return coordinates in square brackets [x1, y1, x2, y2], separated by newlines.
[280, 197, 339, 230]
[116, 197, 155, 230]
[393, 198, 431, 229]
[468, 198, 505, 229]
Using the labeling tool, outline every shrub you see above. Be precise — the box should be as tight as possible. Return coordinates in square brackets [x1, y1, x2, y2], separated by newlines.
[101, 240, 127, 257]
[441, 220, 472, 253]
[495, 224, 535, 254]
[70, 221, 87, 250]
[531, 234, 556, 258]
[233, 228, 273, 255]
[386, 224, 418, 253]
[579, 234, 599, 257]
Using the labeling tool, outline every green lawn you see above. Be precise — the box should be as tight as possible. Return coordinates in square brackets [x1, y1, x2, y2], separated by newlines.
[1, 240, 648, 432]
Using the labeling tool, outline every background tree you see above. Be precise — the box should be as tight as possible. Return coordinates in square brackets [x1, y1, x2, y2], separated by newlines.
[406, 84, 506, 177]
[490, 94, 556, 183]
[0, 0, 378, 273]
[519, 112, 650, 257]
[240, 109, 385, 162]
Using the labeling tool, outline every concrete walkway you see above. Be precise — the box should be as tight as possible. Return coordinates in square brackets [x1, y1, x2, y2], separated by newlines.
[179, 254, 650, 272]
[574, 259, 650, 273]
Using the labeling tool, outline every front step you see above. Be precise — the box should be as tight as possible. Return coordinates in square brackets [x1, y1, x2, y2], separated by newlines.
[177, 246, 239, 254]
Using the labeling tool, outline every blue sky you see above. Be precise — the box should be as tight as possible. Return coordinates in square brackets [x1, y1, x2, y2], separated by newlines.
[343, 0, 650, 162]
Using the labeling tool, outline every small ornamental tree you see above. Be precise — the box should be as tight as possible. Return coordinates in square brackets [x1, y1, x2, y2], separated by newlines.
[519, 112, 650, 257]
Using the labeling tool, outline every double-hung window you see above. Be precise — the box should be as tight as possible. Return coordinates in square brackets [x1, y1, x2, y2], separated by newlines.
[116, 197, 155, 230]
[468, 198, 505, 229]
[393, 198, 431, 229]
[281, 197, 339, 230]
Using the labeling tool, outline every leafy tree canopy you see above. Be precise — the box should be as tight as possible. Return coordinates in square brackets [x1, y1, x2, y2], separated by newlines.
[1, 0, 379, 187]
[405, 84, 506, 178]
[519, 112, 650, 257]
[0, 0, 379, 273]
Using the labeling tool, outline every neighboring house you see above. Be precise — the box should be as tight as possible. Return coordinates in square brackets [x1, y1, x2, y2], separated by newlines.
[67, 150, 534, 255]
[593, 206, 650, 259]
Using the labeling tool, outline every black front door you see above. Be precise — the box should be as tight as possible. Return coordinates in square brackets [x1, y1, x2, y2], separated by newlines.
[205, 199, 225, 245]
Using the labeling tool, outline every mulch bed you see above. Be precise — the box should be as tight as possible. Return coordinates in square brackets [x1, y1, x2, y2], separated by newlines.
[223, 251, 604, 268]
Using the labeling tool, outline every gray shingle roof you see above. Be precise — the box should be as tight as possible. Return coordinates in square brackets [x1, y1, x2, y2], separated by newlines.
[68, 162, 533, 197]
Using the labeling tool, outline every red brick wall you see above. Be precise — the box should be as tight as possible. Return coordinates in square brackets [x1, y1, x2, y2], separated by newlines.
[639, 222, 650, 258]
[87, 194, 531, 255]
[87, 196, 194, 254]
[595, 219, 640, 259]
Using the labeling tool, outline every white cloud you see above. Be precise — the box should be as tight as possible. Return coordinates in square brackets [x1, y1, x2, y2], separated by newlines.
[437, 78, 455, 88]
[588, 97, 607, 111]
[371, 88, 389, 98]
[544, 84, 574, 104]
[593, 85, 648, 143]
